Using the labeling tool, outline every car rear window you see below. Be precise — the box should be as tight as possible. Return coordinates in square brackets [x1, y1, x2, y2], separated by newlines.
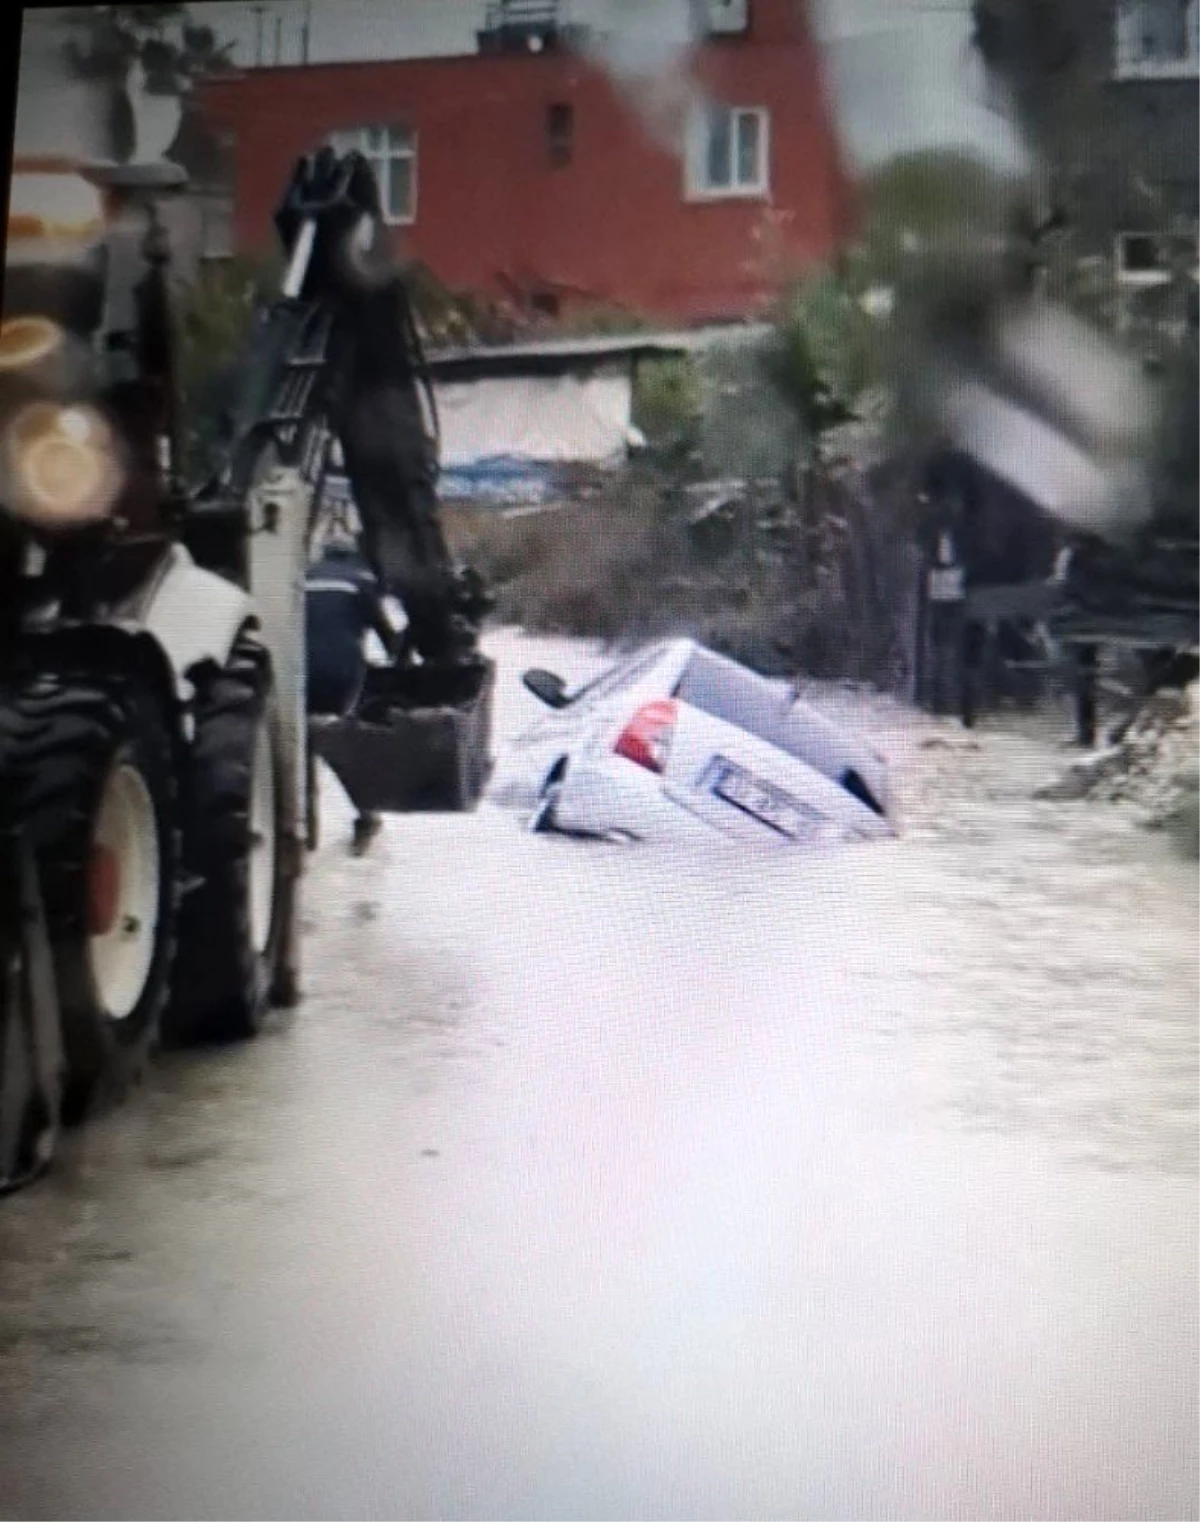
[677, 648, 872, 791]
[674, 647, 785, 743]
[568, 644, 668, 708]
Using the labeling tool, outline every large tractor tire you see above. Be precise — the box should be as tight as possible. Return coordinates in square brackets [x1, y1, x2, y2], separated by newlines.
[167, 633, 293, 1045]
[0, 669, 181, 1124]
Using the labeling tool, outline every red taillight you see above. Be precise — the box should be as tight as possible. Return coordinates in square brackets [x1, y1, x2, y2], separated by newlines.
[614, 699, 677, 775]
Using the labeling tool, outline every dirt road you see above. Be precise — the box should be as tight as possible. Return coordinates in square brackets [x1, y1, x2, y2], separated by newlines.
[0, 630, 1195, 1520]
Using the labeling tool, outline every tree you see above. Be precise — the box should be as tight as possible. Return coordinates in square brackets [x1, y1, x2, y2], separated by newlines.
[59, 5, 234, 170]
[760, 277, 867, 458]
[175, 251, 282, 482]
[858, 150, 1024, 280]
[759, 149, 1029, 467]
[61, 6, 233, 95]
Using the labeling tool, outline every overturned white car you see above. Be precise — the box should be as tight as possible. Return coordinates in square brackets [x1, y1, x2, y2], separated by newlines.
[506, 638, 895, 848]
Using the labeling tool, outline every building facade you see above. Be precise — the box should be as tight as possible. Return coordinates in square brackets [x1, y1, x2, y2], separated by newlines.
[1093, 0, 1198, 340]
[970, 0, 1196, 342]
[195, 0, 854, 323]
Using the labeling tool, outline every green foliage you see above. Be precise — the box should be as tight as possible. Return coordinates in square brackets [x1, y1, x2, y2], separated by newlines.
[758, 263, 907, 475]
[556, 306, 650, 339]
[175, 252, 282, 481]
[445, 461, 915, 687]
[61, 5, 234, 92]
[860, 149, 1021, 277]
[760, 275, 876, 451]
[402, 261, 489, 348]
[632, 356, 701, 448]
[694, 341, 805, 480]
[755, 150, 1026, 465]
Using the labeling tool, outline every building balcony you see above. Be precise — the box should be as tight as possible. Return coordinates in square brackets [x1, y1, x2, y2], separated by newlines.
[477, 1, 592, 55]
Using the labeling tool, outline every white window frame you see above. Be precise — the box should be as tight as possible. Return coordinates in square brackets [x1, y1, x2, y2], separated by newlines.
[1115, 229, 1198, 287]
[1114, 0, 1200, 78]
[328, 124, 418, 226]
[685, 104, 770, 202]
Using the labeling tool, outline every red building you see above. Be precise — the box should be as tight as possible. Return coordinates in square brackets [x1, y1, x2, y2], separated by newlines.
[197, 0, 854, 324]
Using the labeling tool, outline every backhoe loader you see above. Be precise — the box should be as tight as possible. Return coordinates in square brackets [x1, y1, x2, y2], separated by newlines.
[0, 101, 492, 1193]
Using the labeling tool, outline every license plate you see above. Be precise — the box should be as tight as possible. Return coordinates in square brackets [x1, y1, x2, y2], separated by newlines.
[707, 759, 820, 840]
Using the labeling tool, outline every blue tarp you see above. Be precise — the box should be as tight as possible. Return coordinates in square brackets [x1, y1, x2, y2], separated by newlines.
[436, 455, 557, 506]
[323, 457, 558, 511]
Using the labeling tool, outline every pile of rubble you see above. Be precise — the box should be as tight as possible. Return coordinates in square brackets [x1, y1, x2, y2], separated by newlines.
[1035, 682, 1199, 839]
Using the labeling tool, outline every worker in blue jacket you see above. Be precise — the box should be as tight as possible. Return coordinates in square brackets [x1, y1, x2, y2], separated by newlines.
[305, 534, 398, 854]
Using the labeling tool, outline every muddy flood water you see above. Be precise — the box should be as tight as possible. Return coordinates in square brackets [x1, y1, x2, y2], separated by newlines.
[0, 630, 1196, 1520]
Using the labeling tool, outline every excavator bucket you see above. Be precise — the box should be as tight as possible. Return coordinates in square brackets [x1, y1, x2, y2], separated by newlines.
[310, 656, 495, 814]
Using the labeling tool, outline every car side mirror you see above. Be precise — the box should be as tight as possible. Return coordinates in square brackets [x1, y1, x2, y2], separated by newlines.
[523, 669, 569, 709]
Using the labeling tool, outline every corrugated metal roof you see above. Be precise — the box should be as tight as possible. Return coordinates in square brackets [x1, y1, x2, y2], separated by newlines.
[425, 323, 773, 376]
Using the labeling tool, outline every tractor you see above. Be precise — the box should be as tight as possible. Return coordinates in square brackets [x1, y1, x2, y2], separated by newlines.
[0, 79, 493, 1193]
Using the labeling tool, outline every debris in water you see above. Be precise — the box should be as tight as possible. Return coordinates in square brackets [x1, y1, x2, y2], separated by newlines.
[1034, 683, 1199, 833]
[920, 733, 983, 752]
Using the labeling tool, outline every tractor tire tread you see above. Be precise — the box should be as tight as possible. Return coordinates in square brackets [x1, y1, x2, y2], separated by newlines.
[0, 664, 180, 1122]
[167, 634, 290, 1046]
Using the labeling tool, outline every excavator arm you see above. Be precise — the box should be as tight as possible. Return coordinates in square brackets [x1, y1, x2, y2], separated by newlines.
[196, 146, 488, 666]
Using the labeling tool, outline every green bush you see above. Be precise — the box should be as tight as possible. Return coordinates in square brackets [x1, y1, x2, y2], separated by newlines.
[760, 281, 870, 455]
[403, 261, 489, 347]
[859, 149, 1020, 284]
[632, 356, 701, 449]
[175, 253, 281, 483]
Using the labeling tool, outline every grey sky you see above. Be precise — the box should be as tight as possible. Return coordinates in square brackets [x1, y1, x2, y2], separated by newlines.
[32, 1, 1027, 172]
[811, 0, 1027, 171]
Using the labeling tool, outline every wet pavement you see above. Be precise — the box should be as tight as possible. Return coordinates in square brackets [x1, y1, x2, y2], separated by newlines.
[0, 632, 1196, 1520]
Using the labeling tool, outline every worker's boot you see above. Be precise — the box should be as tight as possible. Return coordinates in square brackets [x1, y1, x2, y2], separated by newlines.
[351, 813, 382, 857]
